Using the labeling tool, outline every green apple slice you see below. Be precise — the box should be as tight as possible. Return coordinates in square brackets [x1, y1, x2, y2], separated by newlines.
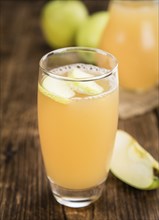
[110, 130, 159, 190]
[68, 68, 104, 95]
[39, 76, 75, 104]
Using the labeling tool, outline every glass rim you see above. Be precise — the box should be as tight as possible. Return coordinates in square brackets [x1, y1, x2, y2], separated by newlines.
[39, 47, 118, 82]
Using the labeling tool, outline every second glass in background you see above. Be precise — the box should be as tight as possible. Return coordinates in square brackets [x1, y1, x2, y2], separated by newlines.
[99, 0, 158, 91]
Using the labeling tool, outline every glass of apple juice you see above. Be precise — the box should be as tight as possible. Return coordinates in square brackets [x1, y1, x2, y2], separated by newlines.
[38, 47, 119, 208]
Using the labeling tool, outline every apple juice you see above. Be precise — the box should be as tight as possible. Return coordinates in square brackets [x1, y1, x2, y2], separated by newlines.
[99, 0, 158, 91]
[38, 64, 118, 189]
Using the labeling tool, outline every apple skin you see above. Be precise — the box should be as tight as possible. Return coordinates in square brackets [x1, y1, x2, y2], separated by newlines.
[41, 0, 89, 48]
[76, 11, 109, 48]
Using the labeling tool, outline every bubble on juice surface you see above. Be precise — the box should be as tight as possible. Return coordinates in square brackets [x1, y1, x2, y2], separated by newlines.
[49, 63, 109, 77]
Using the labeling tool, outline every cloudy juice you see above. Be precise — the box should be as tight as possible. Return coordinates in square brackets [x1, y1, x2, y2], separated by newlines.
[38, 64, 118, 189]
[99, 0, 158, 91]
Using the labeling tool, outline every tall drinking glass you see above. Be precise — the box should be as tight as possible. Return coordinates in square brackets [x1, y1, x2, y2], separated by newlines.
[38, 47, 118, 208]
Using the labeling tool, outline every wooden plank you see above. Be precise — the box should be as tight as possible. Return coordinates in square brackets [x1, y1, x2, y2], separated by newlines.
[1, 1, 159, 220]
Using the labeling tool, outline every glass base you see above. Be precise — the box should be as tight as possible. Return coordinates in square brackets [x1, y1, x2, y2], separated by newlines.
[48, 177, 105, 208]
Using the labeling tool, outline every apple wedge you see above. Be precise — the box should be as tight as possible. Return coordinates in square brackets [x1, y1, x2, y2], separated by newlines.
[110, 130, 159, 190]
[39, 76, 75, 104]
[68, 68, 104, 95]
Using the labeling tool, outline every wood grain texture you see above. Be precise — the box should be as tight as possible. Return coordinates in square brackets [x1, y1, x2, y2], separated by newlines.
[1, 1, 159, 220]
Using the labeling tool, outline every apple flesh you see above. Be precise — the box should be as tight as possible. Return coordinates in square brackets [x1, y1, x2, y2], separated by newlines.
[110, 130, 159, 190]
[39, 76, 75, 104]
[39, 68, 104, 104]
[41, 0, 88, 48]
[68, 68, 104, 95]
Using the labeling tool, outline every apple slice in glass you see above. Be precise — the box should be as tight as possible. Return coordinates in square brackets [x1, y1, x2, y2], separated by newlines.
[39, 76, 75, 104]
[68, 68, 104, 95]
[110, 130, 159, 190]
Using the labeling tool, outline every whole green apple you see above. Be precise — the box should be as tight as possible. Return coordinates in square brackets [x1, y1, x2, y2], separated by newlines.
[76, 11, 109, 48]
[41, 0, 88, 48]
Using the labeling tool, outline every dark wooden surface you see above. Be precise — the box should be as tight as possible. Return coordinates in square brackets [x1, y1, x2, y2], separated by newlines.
[1, 1, 159, 220]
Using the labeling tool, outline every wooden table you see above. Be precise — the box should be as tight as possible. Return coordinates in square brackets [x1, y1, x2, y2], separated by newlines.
[1, 1, 159, 219]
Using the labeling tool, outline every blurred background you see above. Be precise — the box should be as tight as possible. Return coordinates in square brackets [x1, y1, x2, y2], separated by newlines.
[0, 0, 108, 101]
[1, 0, 110, 108]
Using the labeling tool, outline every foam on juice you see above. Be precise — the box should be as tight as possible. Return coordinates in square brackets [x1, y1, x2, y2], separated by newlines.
[39, 63, 117, 101]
